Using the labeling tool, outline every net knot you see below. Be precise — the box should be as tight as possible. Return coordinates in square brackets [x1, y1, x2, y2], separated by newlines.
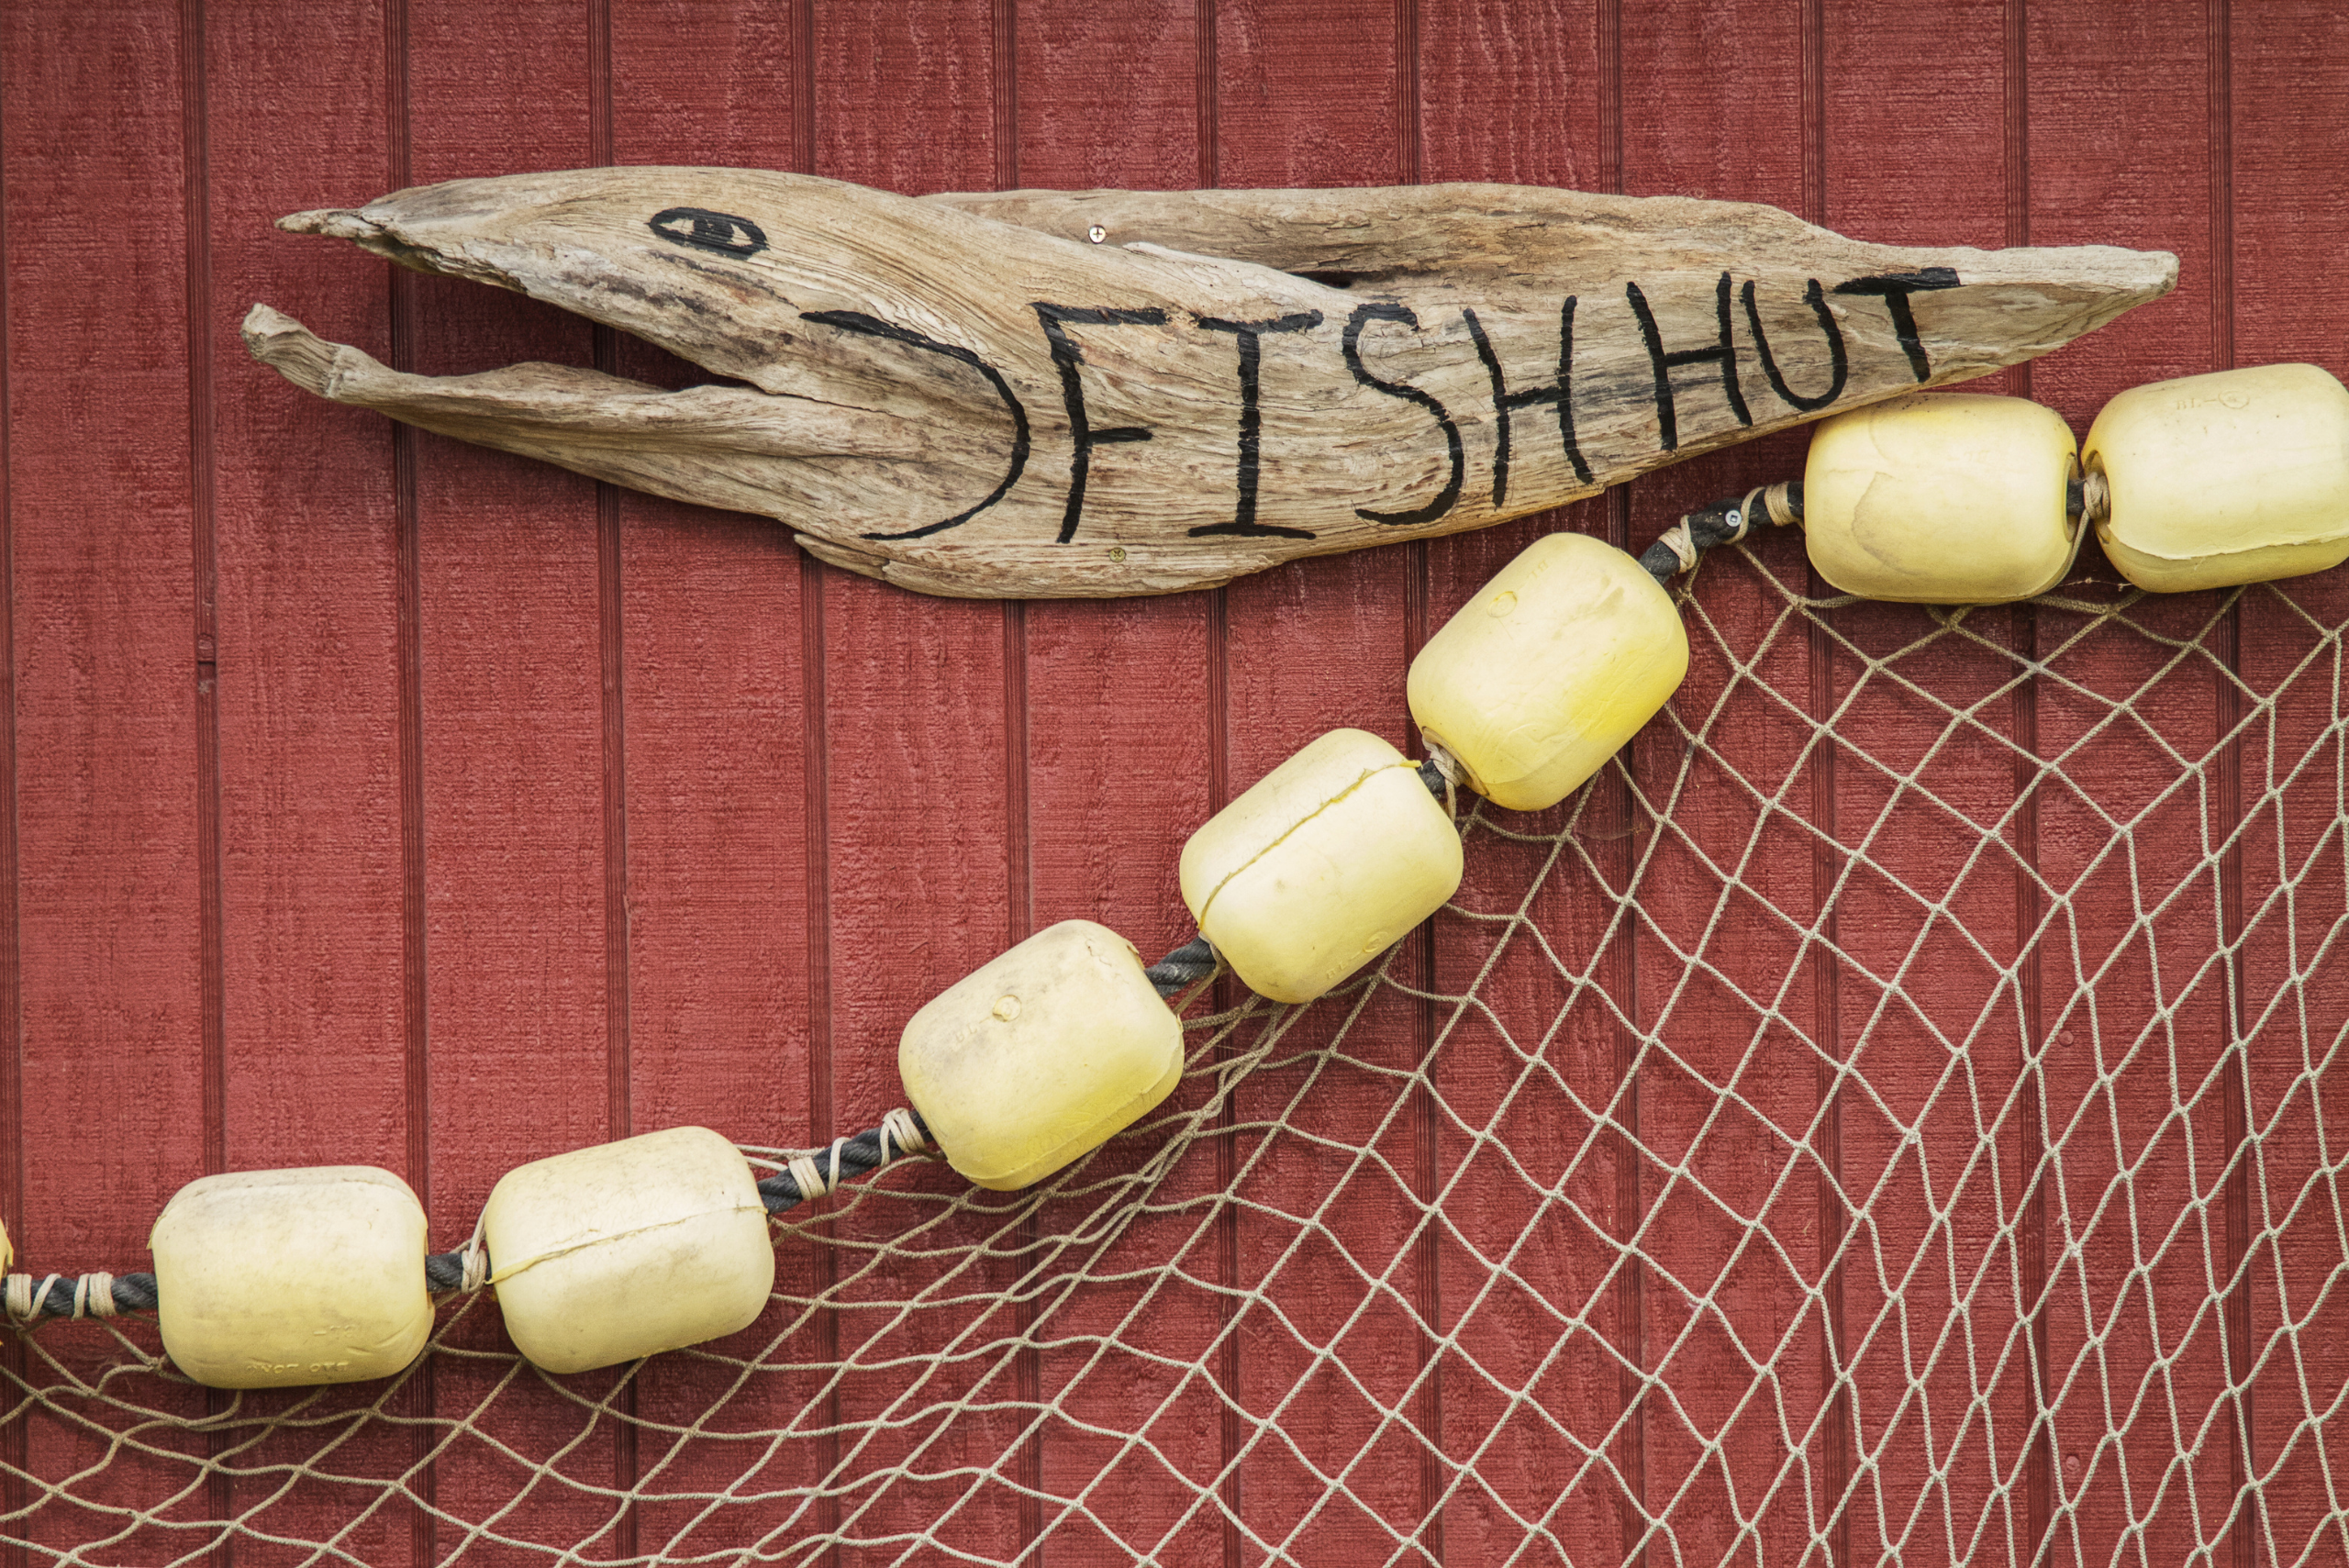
[4, 1273, 37, 1323]
[1759, 481, 1802, 528]
[460, 1240, 489, 1294]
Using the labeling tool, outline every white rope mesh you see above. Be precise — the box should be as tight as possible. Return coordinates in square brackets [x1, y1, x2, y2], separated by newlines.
[3, 539, 2345, 1565]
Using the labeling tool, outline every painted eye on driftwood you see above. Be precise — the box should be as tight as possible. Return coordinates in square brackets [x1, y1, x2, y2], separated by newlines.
[647, 205, 768, 258]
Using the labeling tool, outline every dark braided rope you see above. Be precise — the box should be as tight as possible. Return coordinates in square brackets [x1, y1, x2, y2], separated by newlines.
[38, 936, 1215, 1307]
[31, 929, 1387, 1311]
[1639, 484, 1805, 584]
[1640, 475, 2091, 585]
[7, 1272, 161, 1321]
[754, 1112, 934, 1216]
[1144, 934, 1218, 998]
[12, 626, 1653, 1320]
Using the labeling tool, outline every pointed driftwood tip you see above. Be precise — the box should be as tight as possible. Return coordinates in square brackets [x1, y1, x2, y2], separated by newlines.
[2112, 246, 2180, 301]
[278, 207, 380, 239]
[239, 303, 338, 395]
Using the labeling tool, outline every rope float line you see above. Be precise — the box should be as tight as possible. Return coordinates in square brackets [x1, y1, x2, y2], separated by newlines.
[4, 932, 1233, 1324]
[1638, 472, 2115, 588]
[0, 633, 1646, 1333]
[4, 1270, 155, 1323]
[1637, 479, 1807, 583]
[6, 368, 2348, 1371]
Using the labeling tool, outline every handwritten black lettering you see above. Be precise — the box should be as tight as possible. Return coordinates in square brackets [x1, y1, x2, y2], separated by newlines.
[1343, 303, 1464, 528]
[800, 309, 1032, 542]
[647, 206, 768, 259]
[1189, 312, 1322, 539]
[1832, 268, 1962, 382]
[1034, 304, 1169, 544]
[1742, 278, 1849, 413]
[1464, 298, 1595, 509]
[1628, 272, 1750, 452]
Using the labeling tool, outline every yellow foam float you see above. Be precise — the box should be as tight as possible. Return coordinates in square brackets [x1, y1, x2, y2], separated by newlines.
[1180, 728, 1463, 1004]
[482, 1126, 773, 1374]
[1801, 391, 2082, 604]
[1409, 532, 1688, 811]
[2085, 363, 2349, 592]
[150, 1166, 431, 1389]
[900, 919, 1185, 1191]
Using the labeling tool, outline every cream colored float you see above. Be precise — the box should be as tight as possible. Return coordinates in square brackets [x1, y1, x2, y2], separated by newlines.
[482, 1126, 773, 1374]
[1800, 392, 2082, 603]
[1181, 728, 1464, 1004]
[150, 1166, 431, 1389]
[2083, 363, 2349, 592]
[1408, 532, 1689, 811]
[899, 919, 1186, 1191]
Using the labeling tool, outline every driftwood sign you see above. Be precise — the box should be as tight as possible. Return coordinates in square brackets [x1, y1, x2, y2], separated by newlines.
[245, 169, 2175, 598]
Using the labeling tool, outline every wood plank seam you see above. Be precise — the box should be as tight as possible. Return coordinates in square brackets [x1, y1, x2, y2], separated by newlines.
[2012, 602, 2053, 1564]
[2002, 6, 2053, 1558]
[183, 0, 225, 1192]
[1394, 6, 1447, 1561]
[2206, 6, 2259, 1565]
[787, 15, 841, 1565]
[991, 8, 1048, 1554]
[1196, 17, 1241, 1568]
[1597, 6, 1645, 1558]
[0, 15, 24, 1565]
[178, 1, 238, 1559]
[384, 6, 439, 1562]
[1800, 11, 1853, 1561]
[584, 10, 640, 1564]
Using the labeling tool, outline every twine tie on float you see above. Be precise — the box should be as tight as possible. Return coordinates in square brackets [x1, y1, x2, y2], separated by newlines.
[75, 1273, 117, 1319]
[460, 1239, 490, 1294]
[1419, 740, 1464, 819]
[6, 1271, 139, 1321]
[1643, 481, 1805, 583]
[758, 1108, 934, 1213]
[2079, 468, 2112, 527]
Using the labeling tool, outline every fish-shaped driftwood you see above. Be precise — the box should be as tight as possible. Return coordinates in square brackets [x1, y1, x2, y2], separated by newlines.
[245, 169, 2175, 598]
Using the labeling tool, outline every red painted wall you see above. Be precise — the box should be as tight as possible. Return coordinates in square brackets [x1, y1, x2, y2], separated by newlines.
[1, 3, 2343, 1564]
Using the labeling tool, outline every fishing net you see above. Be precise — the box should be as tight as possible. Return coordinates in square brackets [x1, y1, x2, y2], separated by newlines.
[4, 525, 2345, 1566]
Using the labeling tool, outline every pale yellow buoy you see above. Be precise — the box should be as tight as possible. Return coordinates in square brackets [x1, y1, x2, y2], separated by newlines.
[1179, 728, 1463, 1005]
[899, 919, 1185, 1192]
[2083, 363, 2349, 592]
[1802, 391, 2082, 603]
[1408, 532, 1688, 811]
[482, 1126, 773, 1374]
[150, 1165, 431, 1389]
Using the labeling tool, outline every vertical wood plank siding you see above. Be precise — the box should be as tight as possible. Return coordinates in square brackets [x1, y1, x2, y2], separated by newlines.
[0, 3, 2342, 1563]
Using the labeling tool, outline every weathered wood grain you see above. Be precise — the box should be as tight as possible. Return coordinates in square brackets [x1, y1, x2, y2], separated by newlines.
[246, 168, 2173, 599]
